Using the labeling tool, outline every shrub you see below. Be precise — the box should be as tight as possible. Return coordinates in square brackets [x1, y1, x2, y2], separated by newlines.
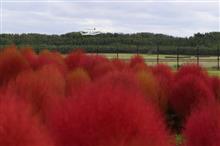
[210, 76, 220, 100]
[65, 50, 93, 71]
[46, 80, 173, 146]
[66, 68, 91, 97]
[129, 55, 145, 68]
[175, 64, 210, 84]
[184, 103, 220, 146]
[0, 97, 54, 146]
[37, 50, 67, 75]
[8, 64, 65, 118]
[129, 55, 150, 73]
[169, 75, 215, 120]
[78, 55, 110, 78]
[90, 61, 116, 80]
[111, 58, 128, 71]
[0, 47, 30, 86]
[95, 71, 140, 94]
[152, 64, 174, 111]
[135, 70, 160, 107]
[20, 47, 39, 70]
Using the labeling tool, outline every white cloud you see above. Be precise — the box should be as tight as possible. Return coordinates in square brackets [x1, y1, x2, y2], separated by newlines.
[1, 0, 220, 37]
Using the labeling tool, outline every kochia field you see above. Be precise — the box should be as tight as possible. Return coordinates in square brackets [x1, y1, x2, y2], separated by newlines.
[0, 46, 220, 146]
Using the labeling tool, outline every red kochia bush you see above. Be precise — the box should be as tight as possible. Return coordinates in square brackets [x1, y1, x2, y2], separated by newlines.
[184, 103, 220, 146]
[129, 55, 150, 72]
[66, 68, 91, 97]
[129, 55, 145, 68]
[135, 70, 160, 107]
[0, 47, 30, 86]
[20, 47, 38, 69]
[90, 61, 116, 80]
[9, 64, 65, 117]
[210, 76, 220, 100]
[96, 71, 140, 93]
[0, 97, 53, 146]
[37, 50, 67, 75]
[169, 75, 215, 119]
[111, 58, 128, 71]
[175, 64, 210, 84]
[65, 50, 111, 77]
[152, 64, 174, 111]
[65, 50, 93, 71]
[47, 75, 173, 146]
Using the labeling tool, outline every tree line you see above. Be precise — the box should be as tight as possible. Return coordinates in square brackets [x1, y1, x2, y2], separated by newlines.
[0, 32, 220, 55]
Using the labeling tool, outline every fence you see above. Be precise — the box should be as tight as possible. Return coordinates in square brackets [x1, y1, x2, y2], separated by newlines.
[96, 45, 220, 71]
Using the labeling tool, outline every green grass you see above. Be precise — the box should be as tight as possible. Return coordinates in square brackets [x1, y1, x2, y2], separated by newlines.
[176, 134, 183, 146]
[208, 70, 220, 76]
[99, 53, 218, 59]
[98, 53, 220, 75]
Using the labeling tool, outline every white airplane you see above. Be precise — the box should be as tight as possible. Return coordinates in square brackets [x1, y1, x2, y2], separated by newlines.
[80, 28, 102, 36]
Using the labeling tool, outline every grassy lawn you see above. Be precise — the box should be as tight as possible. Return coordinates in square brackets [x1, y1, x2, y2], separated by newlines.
[99, 53, 218, 60]
[176, 134, 183, 146]
[208, 70, 220, 76]
[98, 53, 220, 76]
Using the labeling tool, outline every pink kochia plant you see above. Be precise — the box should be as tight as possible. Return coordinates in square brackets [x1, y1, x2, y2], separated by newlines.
[184, 103, 220, 146]
[46, 72, 173, 146]
[0, 96, 54, 146]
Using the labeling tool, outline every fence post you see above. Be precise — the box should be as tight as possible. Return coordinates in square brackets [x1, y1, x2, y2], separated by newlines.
[177, 47, 179, 69]
[116, 48, 119, 59]
[137, 46, 139, 55]
[196, 46, 199, 66]
[218, 45, 219, 70]
[96, 48, 99, 55]
[157, 45, 159, 65]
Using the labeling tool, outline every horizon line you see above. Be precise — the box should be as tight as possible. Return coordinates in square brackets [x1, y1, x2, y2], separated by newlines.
[2, 0, 219, 3]
[1, 31, 219, 38]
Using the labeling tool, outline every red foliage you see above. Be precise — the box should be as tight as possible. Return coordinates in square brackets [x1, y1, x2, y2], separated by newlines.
[46, 79, 173, 146]
[96, 71, 140, 94]
[65, 51, 111, 78]
[184, 103, 220, 146]
[210, 76, 220, 100]
[66, 68, 91, 97]
[129, 55, 150, 72]
[169, 75, 215, 119]
[0, 47, 30, 86]
[0, 97, 54, 146]
[90, 61, 116, 80]
[8, 64, 65, 118]
[135, 70, 160, 107]
[20, 47, 39, 69]
[152, 64, 174, 111]
[129, 55, 145, 68]
[111, 58, 128, 71]
[65, 50, 92, 71]
[175, 64, 210, 84]
[37, 50, 67, 75]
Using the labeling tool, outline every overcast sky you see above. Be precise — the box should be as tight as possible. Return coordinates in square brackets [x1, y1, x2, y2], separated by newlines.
[1, 0, 220, 37]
